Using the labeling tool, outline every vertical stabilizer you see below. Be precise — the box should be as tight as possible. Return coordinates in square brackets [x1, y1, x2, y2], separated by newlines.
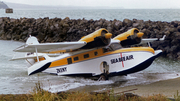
[26, 36, 39, 45]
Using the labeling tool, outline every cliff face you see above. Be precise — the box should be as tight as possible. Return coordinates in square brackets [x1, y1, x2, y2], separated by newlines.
[0, 17, 180, 59]
[0, 2, 9, 9]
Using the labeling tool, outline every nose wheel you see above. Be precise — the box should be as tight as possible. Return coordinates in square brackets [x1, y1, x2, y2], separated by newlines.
[98, 73, 109, 81]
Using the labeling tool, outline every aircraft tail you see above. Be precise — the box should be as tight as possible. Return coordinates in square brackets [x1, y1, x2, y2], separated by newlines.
[26, 35, 39, 45]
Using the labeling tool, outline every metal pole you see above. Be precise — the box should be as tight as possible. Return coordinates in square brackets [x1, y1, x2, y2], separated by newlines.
[35, 47, 39, 62]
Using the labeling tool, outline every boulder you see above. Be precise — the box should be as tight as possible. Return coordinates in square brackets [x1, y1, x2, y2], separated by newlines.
[123, 19, 132, 27]
[1, 17, 180, 59]
[177, 26, 180, 32]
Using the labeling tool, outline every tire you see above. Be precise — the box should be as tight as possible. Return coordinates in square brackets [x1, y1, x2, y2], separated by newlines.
[98, 73, 109, 81]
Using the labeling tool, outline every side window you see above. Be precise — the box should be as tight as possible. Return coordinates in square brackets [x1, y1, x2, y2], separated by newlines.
[67, 58, 72, 64]
[84, 54, 89, 58]
[74, 57, 79, 61]
[103, 48, 109, 53]
[109, 43, 122, 50]
[94, 52, 98, 56]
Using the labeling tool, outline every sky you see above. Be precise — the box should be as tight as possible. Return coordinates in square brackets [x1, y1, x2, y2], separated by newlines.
[2, 0, 180, 9]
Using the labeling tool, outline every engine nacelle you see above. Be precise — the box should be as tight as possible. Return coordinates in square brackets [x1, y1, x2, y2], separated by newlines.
[113, 28, 144, 46]
[79, 28, 112, 49]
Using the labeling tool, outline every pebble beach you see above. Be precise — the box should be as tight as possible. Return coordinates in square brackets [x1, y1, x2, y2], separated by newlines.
[114, 76, 180, 98]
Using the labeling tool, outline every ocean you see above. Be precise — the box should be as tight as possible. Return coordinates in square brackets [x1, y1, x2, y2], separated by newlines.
[0, 9, 180, 94]
[0, 9, 180, 22]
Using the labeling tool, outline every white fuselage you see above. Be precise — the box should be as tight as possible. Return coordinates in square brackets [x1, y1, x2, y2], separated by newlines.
[26, 47, 162, 77]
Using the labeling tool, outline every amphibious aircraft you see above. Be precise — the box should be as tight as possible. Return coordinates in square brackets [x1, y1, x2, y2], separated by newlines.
[11, 28, 165, 80]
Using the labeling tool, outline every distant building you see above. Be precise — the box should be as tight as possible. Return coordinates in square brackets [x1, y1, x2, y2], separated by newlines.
[6, 8, 13, 13]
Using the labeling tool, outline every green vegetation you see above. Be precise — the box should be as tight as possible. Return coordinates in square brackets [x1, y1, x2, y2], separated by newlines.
[174, 90, 180, 101]
[0, 81, 179, 101]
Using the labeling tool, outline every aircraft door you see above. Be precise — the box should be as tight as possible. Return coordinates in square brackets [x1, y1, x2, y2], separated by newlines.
[99, 61, 109, 80]
[100, 61, 109, 74]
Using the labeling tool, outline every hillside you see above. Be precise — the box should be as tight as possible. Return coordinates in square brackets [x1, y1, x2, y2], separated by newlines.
[4, 2, 123, 10]
[0, 1, 8, 9]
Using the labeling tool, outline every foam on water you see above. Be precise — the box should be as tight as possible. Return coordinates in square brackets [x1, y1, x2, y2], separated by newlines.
[44, 83, 86, 93]
[44, 77, 114, 93]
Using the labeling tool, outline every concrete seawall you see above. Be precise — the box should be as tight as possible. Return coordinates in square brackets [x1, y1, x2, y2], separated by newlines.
[0, 17, 180, 59]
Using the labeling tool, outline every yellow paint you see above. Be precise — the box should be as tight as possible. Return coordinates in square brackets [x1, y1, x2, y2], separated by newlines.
[35, 57, 45, 62]
[46, 50, 66, 54]
[50, 58, 68, 67]
[78, 28, 110, 43]
[113, 28, 141, 41]
[71, 48, 103, 63]
[105, 33, 112, 39]
[49, 47, 154, 68]
[45, 49, 74, 54]
[137, 32, 144, 38]
[106, 47, 155, 55]
[49, 48, 104, 68]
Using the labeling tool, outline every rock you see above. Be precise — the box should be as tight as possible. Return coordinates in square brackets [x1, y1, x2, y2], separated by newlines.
[169, 27, 176, 34]
[171, 21, 179, 27]
[113, 20, 122, 30]
[167, 53, 173, 59]
[63, 23, 69, 27]
[170, 45, 178, 52]
[107, 26, 112, 33]
[0, 30, 4, 36]
[119, 27, 126, 32]
[1, 17, 180, 59]
[132, 23, 140, 28]
[175, 32, 180, 41]
[6, 33, 11, 40]
[123, 19, 132, 27]
[177, 26, 180, 32]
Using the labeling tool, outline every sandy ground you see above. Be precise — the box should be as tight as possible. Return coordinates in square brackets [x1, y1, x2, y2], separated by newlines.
[113, 77, 180, 98]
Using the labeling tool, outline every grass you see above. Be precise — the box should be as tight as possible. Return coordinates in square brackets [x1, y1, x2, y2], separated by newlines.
[0, 81, 179, 101]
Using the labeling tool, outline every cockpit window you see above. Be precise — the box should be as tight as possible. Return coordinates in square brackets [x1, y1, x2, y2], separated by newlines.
[109, 43, 122, 50]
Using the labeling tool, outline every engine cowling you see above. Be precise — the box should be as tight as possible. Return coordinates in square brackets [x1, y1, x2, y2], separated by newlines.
[78, 28, 112, 49]
[113, 28, 144, 46]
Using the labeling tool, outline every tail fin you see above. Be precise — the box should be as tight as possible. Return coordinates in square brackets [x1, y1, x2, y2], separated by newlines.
[26, 36, 39, 45]
[159, 35, 166, 41]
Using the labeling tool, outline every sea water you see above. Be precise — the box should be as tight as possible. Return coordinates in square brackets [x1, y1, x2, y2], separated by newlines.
[0, 9, 180, 22]
[0, 9, 180, 94]
[0, 40, 180, 94]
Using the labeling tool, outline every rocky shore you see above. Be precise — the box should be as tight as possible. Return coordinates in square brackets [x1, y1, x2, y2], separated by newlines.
[0, 17, 180, 59]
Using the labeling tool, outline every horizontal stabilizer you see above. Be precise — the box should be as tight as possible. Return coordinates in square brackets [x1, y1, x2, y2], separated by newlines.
[14, 41, 86, 52]
[141, 35, 166, 44]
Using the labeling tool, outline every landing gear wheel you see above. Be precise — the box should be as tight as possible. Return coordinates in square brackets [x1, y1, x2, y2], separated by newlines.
[98, 73, 109, 81]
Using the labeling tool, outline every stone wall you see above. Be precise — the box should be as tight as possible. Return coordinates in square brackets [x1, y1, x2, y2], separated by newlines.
[0, 17, 180, 59]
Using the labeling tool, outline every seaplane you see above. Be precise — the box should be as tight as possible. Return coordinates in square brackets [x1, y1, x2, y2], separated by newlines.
[11, 28, 165, 80]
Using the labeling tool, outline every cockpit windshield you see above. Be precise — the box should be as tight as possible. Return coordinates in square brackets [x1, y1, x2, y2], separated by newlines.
[109, 43, 122, 51]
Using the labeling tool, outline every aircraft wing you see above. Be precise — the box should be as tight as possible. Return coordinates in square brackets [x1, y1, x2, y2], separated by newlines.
[141, 35, 166, 44]
[14, 41, 87, 52]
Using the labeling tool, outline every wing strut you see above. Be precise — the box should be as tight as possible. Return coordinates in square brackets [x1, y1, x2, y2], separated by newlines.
[35, 47, 39, 62]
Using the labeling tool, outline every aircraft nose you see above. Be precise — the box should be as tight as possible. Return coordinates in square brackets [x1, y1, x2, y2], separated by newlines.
[28, 62, 51, 76]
